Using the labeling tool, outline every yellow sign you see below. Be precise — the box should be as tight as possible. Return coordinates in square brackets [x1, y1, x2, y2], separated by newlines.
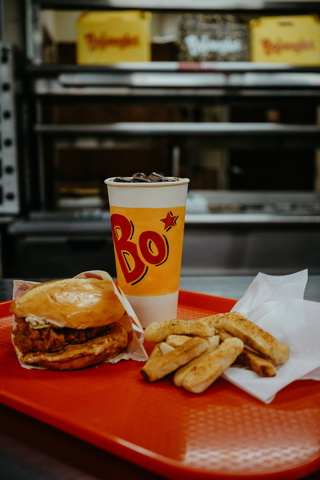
[250, 15, 320, 65]
[110, 206, 186, 296]
[77, 10, 151, 64]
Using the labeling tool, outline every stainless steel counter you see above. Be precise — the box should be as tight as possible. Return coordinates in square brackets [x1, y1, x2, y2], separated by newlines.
[180, 274, 320, 302]
[6, 198, 320, 278]
[1, 275, 319, 302]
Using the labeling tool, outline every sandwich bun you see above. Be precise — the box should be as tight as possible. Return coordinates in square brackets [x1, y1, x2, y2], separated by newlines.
[10, 277, 126, 329]
[10, 277, 129, 370]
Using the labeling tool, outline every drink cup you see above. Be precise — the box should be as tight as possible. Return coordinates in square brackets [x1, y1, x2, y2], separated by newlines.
[105, 177, 190, 327]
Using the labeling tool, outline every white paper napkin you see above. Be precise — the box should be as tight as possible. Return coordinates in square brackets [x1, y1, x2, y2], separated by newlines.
[222, 270, 320, 403]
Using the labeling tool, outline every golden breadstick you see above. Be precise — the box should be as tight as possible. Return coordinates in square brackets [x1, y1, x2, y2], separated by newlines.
[201, 313, 226, 330]
[166, 334, 191, 348]
[219, 312, 289, 365]
[173, 335, 220, 387]
[159, 342, 175, 355]
[144, 319, 215, 343]
[236, 349, 277, 377]
[219, 329, 276, 377]
[144, 343, 163, 369]
[217, 330, 234, 341]
[182, 338, 244, 394]
[140, 337, 209, 383]
[148, 343, 163, 360]
[146, 342, 174, 366]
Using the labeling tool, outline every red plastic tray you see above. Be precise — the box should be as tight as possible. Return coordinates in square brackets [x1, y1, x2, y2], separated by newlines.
[1, 291, 320, 480]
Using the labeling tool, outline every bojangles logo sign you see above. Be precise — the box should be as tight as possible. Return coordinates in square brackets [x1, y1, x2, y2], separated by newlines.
[260, 37, 315, 55]
[110, 207, 185, 296]
[84, 32, 140, 51]
[111, 211, 178, 285]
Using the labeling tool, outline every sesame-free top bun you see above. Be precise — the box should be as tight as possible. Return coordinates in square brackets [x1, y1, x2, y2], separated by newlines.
[10, 277, 126, 329]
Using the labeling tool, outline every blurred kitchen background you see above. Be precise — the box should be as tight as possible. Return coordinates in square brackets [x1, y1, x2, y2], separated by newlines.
[1, 0, 320, 279]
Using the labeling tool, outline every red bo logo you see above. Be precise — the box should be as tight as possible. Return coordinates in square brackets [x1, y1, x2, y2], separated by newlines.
[111, 213, 169, 285]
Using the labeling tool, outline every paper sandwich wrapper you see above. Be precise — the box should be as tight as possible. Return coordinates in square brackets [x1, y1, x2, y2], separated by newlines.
[12, 270, 148, 370]
[223, 269, 320, 403]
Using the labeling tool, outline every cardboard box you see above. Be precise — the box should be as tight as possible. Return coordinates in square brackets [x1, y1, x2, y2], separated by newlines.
[77, 11, 151, 64]
[250, 15, 320, 65]
[177, 14, 250, 62]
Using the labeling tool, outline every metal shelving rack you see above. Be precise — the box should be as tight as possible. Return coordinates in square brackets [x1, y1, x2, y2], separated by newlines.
[26, 0, 320, 63]
[4, 0, 320, 277]
[0, 43, 21, 215]
[24, 0, 320, 208]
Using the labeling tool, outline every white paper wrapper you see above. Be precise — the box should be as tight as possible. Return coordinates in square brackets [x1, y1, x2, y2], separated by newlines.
[222, 269, 320, 403]
[12, 270, 148, 370]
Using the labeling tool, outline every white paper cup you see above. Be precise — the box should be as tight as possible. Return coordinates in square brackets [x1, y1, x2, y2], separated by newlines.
[105, 177, 189, 327]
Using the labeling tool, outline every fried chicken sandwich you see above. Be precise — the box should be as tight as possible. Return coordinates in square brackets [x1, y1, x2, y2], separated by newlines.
[10, 277, 128, 370]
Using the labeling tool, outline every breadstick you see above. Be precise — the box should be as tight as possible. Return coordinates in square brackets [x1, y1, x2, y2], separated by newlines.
[159, 342, 175, 355]
[182, 338, 244, 394]
[201, 313, 226, 330]
[140, 337, 209, 383]
[144, 319, 215, 343]
[217, 330, 234, 342]
[220, 312, 289, 365]
[166, 335, 191, 347]
[173, 335, 220, 387]
[148, 343, 163, 360]
[236, 349, 276, 377]
[145, 342, 174, 367]
[219, 329, 276, 377]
